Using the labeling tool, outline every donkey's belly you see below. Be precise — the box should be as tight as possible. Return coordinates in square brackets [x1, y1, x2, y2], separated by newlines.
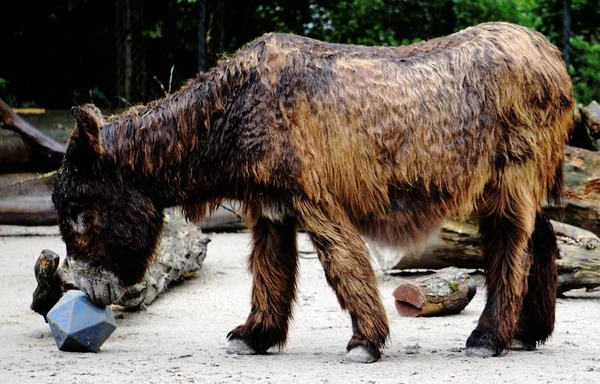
[355, 207, 445, 251]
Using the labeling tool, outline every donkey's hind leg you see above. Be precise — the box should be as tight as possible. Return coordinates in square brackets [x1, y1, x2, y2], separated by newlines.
[227, 216, 299, 354]
[466, 193, 536, 357]
[298, 203, 389, 363]
[512, 213, 558, 350]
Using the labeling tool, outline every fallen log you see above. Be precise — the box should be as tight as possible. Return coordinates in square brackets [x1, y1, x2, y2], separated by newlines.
[199, 202, 246, 232]
[0, 97, 65, 172]
[544, 146, 600, 237]
[370, 220, 600, 294]
[0, 173, 57, 226]
[392, 267, 476, 317]
[570, 102, 599, 151]
[0, 135, 35, 171]
[31, 209, 210, 319]
[0, 196, 56, 226]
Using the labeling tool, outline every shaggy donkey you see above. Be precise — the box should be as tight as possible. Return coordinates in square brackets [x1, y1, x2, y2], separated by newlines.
[53, 22, 573, 363]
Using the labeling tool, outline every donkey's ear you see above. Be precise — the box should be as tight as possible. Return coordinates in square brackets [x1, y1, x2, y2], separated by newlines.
[71, 104, 105, 157]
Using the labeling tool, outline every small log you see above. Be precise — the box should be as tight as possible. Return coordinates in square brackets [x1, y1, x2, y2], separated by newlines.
[31, 209, 210, 320]
[0, 173, 57, 226]
[581, 100, 600, 137]
[0, 196, 56, 226]
[199, 202, 246, 232]
[544, 146, 600, 237]
[569, 103, 599, 151]
[0, 172, 55, 197]
[0, 97, 65, 171]
[0, 135, 35, 171]
[31, 249, 76, 319]
[392, 267, 476, 317]
[371, 220, 600, 294]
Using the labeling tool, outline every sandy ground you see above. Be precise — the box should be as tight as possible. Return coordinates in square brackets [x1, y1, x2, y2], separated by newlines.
[1, 226, 599, 384]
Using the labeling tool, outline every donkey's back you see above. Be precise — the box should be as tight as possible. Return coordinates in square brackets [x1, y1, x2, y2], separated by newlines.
[237, 23, 572, 242]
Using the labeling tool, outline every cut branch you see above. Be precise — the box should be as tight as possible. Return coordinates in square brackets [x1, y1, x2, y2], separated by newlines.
[392, 267, 477, 317]
[0, 98, 65, 171]
[371, 220, 600, 294]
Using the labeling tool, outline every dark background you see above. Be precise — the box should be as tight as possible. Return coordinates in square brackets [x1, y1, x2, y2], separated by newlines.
[1, 0, 598, 112]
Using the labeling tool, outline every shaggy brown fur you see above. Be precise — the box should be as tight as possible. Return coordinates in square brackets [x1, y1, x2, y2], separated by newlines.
[52, 22, 574, 361]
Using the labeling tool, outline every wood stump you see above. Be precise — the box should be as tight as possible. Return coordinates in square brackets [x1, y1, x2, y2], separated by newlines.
[371, 220, 600, 294]
[392, 267, 476, 317]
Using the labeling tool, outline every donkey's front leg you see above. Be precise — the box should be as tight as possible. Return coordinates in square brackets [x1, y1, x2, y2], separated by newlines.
[227, 216, 299, 354]
[298, 203, 389, 363]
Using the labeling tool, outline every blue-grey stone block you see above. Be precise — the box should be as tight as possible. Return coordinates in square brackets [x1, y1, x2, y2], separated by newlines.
[46, 290, 116, 352]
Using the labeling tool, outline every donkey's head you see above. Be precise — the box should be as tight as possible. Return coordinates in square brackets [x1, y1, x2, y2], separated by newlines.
[52, 105, 165, 305]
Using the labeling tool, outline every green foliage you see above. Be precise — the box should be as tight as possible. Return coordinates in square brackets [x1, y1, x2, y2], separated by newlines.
[251, 0, 599, 103]
[304, 0, 400, 46]
[3, 0, 599, 108]
[452, 0, 538, 28]
[142, 21, 163, 39]
[0, 77, 36, 108]
[570, 35, 600, 102]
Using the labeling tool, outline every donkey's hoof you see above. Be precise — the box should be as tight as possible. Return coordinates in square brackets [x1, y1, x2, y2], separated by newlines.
[465, 346, 495, 357]
[346, 346, 379, 363]
[226, 339, 256, 355]
[509, 339, 537, 351]
[466, 329, 500, 357]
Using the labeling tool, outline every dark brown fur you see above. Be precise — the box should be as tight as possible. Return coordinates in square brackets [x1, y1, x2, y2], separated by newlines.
[52, 22, 574, 360]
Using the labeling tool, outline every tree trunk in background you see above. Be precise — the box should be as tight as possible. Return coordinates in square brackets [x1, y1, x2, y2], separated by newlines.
[115, 0, 147, 106]
[198, 0, 207, 72]
[206, 0, 225, 68]
[562, 0, 571, 67]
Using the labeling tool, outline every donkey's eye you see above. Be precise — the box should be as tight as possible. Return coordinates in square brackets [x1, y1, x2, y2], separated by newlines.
[68, 202, 84, 221]
[67, 203, 87, 234]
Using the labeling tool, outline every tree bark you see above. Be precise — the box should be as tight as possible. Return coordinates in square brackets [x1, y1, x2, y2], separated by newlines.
[206, 0, 225, 68]
[0, 173, 56, 226]
[562, 0, 572, 67]
[392, 267, 476, 317]
[371, 220, 600, 294]
[0, 135, 34, 171]
[0, 98, 65, 171]
[115, 0, 147, 106]
[198, 0, 207, 72]
[0, 196, 55, 226]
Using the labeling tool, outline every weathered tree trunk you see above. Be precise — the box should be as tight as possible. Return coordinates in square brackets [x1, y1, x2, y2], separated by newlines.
[0, 136, 33, 171]
[0, 98, 65, 171]
[544, 146, 600, 236]
[569, 103, 599, 151]
[371, 220, 600, 294]
[31, 209, 210, 320]
[115, 0, 147, 106]
[198, 0, 207, 72]
[392, 267, 476, 317]
[206, 0, 225, 68]
[0, 196, 55, 226]
[562, 0, 572, 68]
[0, 173, 56, 226]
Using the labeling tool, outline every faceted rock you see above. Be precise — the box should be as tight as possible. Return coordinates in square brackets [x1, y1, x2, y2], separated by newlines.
[46, 290, 116, 352]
